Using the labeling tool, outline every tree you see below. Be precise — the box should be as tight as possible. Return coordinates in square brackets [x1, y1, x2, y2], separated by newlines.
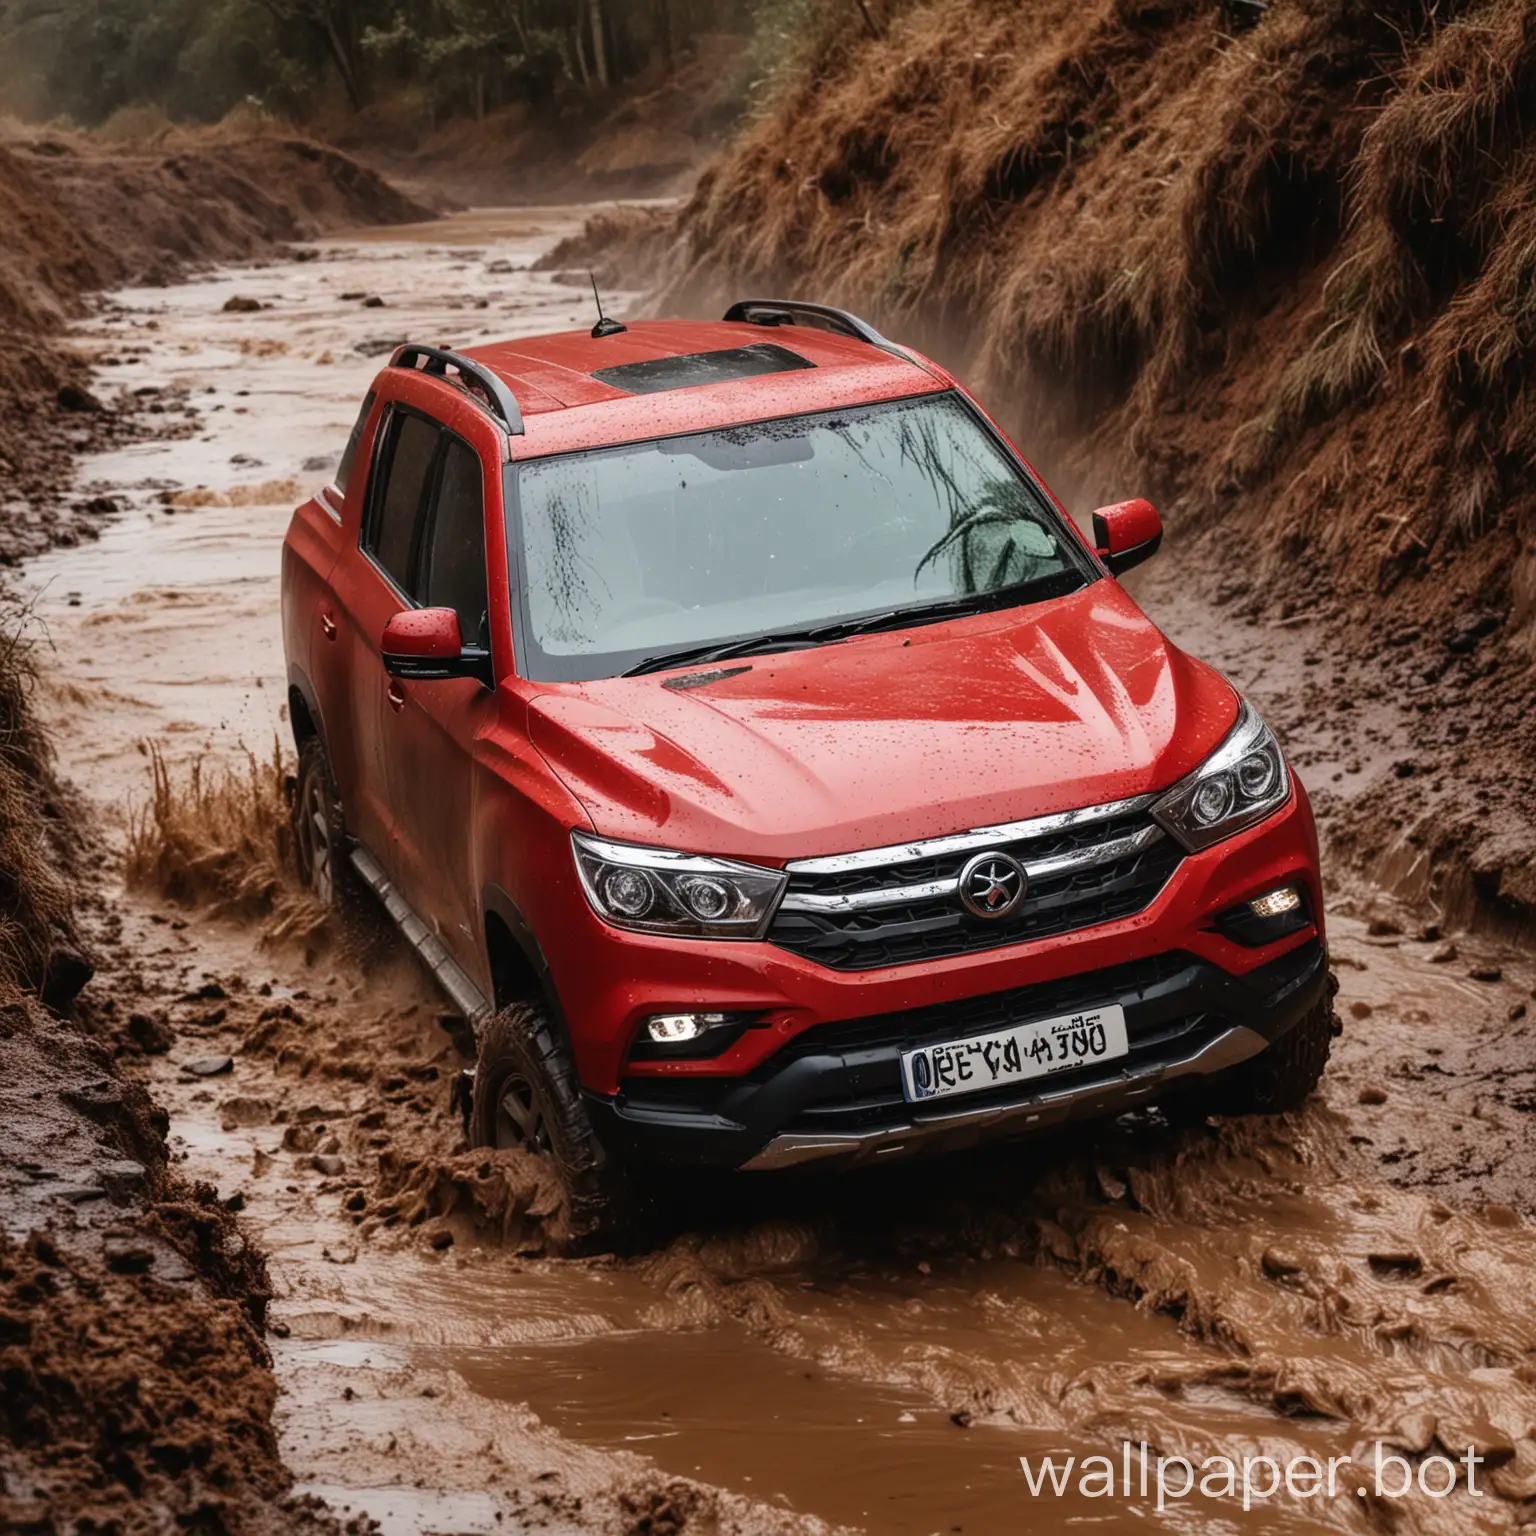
[586, 0, 608, 87]
[252, 0, 365, 109]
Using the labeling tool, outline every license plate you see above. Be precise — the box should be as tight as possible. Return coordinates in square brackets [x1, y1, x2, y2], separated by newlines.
[900, 1005, 1129, 1104]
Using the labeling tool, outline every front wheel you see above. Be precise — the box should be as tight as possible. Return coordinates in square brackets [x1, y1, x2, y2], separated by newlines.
[1216, 981, 1341, 1116]
[469, 1001, 639, 1255]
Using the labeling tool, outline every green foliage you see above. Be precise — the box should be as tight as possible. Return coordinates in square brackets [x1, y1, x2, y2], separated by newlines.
[0, 0, 780, 127]
[0, 0, 284, 122]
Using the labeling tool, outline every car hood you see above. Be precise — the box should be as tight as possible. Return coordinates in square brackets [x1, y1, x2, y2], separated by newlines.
[527, 580, 1238, 862]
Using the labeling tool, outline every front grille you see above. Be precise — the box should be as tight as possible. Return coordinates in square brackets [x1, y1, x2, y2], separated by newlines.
[760, 949, 1199, 1071]
[767, 798, 1184, 970]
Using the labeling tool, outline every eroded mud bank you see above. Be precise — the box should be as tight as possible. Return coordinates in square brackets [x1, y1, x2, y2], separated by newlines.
[21, 208, 1536, 1536]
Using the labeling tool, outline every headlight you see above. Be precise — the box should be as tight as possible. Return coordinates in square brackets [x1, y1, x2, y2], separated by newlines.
[571, 832, 787, 938]
[1152, 700, 1291, 851]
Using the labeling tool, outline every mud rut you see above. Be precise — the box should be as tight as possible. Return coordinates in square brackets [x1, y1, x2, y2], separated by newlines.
[21, 207, 1536, 1536]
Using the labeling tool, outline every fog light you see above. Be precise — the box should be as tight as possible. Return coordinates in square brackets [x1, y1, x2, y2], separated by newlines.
[1250, 886, 1301, 919]
[645, 1011, 729, 1044]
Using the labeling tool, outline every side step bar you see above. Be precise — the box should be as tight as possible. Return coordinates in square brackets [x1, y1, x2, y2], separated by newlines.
[350, 846, 493, 1033]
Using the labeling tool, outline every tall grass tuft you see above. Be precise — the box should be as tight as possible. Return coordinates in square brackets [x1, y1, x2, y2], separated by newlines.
[125, 739, 326, 945]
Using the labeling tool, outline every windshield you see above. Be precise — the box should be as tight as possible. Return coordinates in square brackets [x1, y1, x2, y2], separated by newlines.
[506, 392, 1096, 682]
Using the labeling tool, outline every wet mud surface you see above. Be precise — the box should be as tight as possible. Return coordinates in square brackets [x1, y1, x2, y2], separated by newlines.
[20, 207, 1536, 1535]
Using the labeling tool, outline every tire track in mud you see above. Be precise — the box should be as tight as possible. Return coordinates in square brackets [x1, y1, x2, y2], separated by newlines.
[22, 209, 1536, 1536]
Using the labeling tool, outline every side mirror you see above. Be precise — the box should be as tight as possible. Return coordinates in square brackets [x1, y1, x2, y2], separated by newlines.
[1090, 498, 1162, 577]
[382, 608, 493, 686]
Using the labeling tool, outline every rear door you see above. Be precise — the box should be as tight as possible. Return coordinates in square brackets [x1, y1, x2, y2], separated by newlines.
[381, 433, 496, 961]
[331, 405, 441, 867]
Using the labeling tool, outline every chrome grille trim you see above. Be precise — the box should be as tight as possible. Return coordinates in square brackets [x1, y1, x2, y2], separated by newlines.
[778, 823, 1166, 914]
[780, 876, 958, 915]
[1021, 822, 1165, 880]
[784, 793, 1160, 879]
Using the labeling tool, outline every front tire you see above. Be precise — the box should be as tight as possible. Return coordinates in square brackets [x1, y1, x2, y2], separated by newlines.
[469, 1002, 638, 1255]
[1219, 982, 1340, 1115]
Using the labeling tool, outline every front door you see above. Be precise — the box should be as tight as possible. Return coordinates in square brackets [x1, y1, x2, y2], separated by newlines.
[380, 433, 495, 965]
[333, 406, 441, 866]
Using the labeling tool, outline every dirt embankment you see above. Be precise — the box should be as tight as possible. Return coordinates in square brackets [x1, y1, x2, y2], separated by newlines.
[0, 609, 331, 1534]
[0, 126, 432, 559]
[606, 0, 1536, 933]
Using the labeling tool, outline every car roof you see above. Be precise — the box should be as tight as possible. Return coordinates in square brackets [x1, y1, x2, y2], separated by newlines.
[455, 318, 947, 458]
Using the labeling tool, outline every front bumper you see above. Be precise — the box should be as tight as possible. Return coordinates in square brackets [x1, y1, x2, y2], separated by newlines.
[586, 935, 1328, 1170]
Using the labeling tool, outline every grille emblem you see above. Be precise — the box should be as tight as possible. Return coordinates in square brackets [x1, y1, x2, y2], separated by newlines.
[957, 851, 1028, 920]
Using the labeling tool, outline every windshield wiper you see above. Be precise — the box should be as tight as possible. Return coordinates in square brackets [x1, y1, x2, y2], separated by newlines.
[620, 569, 1085, 678]
[621, 616, 896, 678]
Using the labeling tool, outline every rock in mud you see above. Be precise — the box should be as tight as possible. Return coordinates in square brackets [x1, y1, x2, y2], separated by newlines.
[1429, 942, 1459, 964]
[181, 1054, 234, 1077]
[281, 1124, 317, 1153]
[1439, 1416, 1516, 1466]
[1390, 1408, 1438, 1454]
[1368, 1250, 1424, 1277]
[51, 1184, 106, 1204]
[99, 1160, 146, 1198]
[102, 1238, 156, 1275]
[312, 1153, 346, 1176]
[126, 1010, 172, 1054]
[55, 383, 103, 414]
[221, 294, 264, 312]
[1261, 1247, 1304, 1278]
[220, 1096, 274, 1131]
[41, 940, 93, 1013]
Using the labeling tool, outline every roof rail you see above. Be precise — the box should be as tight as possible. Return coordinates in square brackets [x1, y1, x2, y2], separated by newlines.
[723, 300, 896, 351]
[390, 344, 525, 436]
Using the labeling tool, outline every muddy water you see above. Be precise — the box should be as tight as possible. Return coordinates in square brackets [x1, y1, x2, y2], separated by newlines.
[23, 207, 1536, 1536]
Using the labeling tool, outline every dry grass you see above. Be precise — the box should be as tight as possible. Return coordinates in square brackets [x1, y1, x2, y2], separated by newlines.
[124, 741, 326, 946]
[633, 0, 1536, 621]
[0, 593, 75, 998]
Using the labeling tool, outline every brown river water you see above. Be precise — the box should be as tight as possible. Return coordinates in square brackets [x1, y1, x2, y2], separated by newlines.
[21, 206, 1536, 1536]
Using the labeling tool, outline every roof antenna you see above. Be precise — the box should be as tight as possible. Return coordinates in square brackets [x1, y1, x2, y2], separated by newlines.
[589, 271, 628, 339]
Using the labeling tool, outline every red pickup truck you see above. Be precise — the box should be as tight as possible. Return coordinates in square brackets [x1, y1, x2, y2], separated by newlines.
[281, 302, 1333, 1251]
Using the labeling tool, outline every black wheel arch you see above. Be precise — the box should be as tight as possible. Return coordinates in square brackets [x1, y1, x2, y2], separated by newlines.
[482, 883, 563, 1021]
[287, 665, 326, 755]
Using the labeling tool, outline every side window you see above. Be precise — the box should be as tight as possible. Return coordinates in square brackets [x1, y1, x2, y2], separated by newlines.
[334, 390, 376, 496]
[420, 440, 490, 649]
[365, 411, 440, 591]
